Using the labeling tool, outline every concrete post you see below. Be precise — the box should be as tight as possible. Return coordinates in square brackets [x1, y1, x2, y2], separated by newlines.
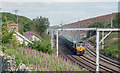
[102, 31, 104, 49]
[32, 35, 35, 41]
[51, 30, 53, 49]
[56, 30, 58, 57]
[96, 31, 100, 72]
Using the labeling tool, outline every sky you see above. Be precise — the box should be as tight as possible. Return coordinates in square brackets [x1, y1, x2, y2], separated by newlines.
[0, 0, 119, 26]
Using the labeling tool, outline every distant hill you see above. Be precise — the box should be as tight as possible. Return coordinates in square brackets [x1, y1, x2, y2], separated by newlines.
[2, 12, 32, 26]
[63, 13, 117, 28]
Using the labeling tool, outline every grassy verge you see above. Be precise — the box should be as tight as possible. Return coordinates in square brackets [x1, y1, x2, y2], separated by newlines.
[3, 44, 82, 71]
[30, 33, 53, 54]
[100, 40, 120, 61]
[86, 32, 119, 61]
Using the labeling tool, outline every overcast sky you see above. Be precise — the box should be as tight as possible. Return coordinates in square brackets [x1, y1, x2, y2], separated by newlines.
[0, 0, 119, 26]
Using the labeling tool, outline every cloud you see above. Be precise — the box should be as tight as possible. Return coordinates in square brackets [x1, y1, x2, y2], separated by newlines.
[0, 2, 118, 26]
[0, 0, 120, 2]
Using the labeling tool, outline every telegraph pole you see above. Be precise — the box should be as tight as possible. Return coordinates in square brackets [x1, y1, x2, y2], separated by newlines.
[14, 10, 18, 24]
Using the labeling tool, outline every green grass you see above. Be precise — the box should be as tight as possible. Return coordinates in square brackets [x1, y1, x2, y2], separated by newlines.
[3, 44, 82, 71]
[29, 32, 53, 54]
[100, 41, 120, 61]
[35, 32, 51, 45]
[41, 33, 51, 41]
[105, 33, 118, 41]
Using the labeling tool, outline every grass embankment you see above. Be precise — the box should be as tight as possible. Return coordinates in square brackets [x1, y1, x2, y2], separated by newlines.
[86, 32, 120, 61]
[2, 44, 81, 71]
[100, 41, 120, 61]
[30, 33, 54, 54]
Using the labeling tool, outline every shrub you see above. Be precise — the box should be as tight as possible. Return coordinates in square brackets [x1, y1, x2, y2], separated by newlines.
[113, 13, 120, 28]
[19, 29, 24, 35]
[30, 40, 53, 54]
[87, 22, 104, 37]
[9, 35, 20, 46]
[2, 46, 6, 53]
[3, 44, 81, 71]
[2, 21, 20, 46]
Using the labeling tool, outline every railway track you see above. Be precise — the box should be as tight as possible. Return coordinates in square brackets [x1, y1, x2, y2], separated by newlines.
[59, 39, 96, 71]
[86, 42, 120, 70]
[59, 36, 120, 72]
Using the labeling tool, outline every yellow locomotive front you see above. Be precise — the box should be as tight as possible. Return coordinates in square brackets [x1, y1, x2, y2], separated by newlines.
[75, 42, 86, 55]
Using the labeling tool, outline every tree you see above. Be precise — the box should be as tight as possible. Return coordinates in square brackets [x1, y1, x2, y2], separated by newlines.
[33, 16, 50, 35]
[87, 22, 104, 37]
[2, 12, 31, 26]
[113, 13, 120, 28]
[2, 16, 20, 46]
[23, 23, 30, 32]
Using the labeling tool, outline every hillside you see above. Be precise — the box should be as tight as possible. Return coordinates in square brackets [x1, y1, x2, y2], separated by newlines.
[63, 13, 116, 28]
[2, 12, 32, 26]
[0, 44, 82, 71]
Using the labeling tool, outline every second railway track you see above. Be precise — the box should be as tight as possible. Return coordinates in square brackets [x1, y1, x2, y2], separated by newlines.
[86, 42, 120, 69]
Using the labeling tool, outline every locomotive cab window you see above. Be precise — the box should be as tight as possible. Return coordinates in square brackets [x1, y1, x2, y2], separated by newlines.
[82, 44, 85, 47]
[77, 44, 80, 47]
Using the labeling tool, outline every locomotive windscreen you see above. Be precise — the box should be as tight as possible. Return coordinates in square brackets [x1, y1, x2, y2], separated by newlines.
[82, 44, 85, 47]
[77, 44, 80, 47]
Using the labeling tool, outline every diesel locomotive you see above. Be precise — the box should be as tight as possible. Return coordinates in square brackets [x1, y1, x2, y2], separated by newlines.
[73, 41, 86, 55]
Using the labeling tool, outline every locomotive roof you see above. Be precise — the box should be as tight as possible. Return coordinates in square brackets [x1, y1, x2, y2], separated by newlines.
[75, 41, 84, 44]
[78, 41, 84, 43]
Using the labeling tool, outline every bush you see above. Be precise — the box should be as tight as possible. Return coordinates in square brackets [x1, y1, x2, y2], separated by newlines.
[2, 46, 6, 53]
[19, 29, 24, 35]
[113, 13, 120, 28]
[30, 40, 53, 54]
[3, 44, 81, 71]
[87, 22, 104, 37]
[2, 24, 20, 46]
[100, 41, 120, 61]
